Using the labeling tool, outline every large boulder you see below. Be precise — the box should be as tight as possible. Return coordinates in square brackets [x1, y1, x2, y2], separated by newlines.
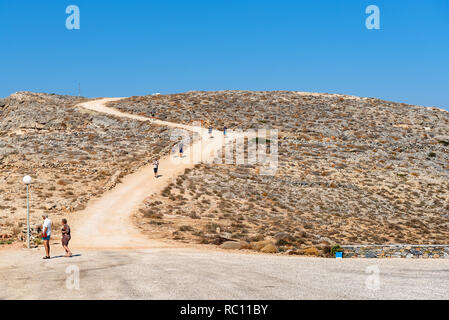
[220, 241, 242, 250]
[260, 243, 278, 254]
[274, 232, 289, 241]
[250, 240, 273, 251]
[435, 135, 449, 145]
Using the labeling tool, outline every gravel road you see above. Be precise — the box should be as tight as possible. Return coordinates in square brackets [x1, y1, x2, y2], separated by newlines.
[1, 247, 448, 300]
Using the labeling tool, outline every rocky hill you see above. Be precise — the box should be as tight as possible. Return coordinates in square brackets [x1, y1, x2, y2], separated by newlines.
[108, 91, 449, 254]
[0, 92, 172, 243]
[1, 90, 448, 256]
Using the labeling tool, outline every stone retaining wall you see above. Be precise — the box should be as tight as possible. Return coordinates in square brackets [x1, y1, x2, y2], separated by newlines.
[341, 245, 449, 259]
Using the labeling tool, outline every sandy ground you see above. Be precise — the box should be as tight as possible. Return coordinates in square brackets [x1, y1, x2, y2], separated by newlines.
[2, 98, 448, 300]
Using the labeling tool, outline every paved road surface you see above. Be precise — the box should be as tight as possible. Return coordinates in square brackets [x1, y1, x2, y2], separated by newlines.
[1, 247, 448, 299]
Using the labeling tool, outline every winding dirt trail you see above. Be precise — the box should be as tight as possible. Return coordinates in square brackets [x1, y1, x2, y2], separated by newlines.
[70, 98, 231, 249]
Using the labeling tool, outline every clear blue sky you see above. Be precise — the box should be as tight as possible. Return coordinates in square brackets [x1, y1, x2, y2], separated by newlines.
[1, 0, 448, 109]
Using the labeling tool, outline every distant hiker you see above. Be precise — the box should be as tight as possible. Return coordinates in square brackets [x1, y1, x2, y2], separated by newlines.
[153, 159, 159, 177]
[179, 142, 184, 158]
[223, 126, 227, 137]
[171, 144, 177, 156]
[61, 218, 72, 257]
[42, 214, 52, 259]
[151, 109, 155, 118]
[208, 126, 213, 138]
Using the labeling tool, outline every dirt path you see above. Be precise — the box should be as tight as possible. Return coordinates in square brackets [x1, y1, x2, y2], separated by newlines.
[70, 98, 232, 249]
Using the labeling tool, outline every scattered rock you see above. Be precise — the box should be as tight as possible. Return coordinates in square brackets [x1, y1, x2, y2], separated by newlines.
[211, 235, 234, 245]
[260, 243, 278, 254]
[220, 241, 242, 250]
[250, 240, 273, 251]
[274, 232, 290, 241]
[303, 247, 319, 256]
[103, 170, 122, 191]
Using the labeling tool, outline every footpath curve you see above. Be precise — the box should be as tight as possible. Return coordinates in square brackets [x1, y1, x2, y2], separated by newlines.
[71, 98, 231, 249]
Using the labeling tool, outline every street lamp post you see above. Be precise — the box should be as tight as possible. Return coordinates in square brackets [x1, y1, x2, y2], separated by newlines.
[23, 175, 32, 249]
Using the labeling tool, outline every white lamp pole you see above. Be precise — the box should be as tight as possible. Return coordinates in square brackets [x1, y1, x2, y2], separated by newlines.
[23, 175, 32, 249]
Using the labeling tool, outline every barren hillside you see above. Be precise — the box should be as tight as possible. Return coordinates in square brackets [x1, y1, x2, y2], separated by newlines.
[1, 91, 448, 256]
[109, 91, 449, 253]
[0, 92, 172, 242]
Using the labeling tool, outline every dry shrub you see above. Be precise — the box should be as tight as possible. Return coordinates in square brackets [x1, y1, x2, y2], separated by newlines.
[303, 247, 319, 256]
[140, 207, 162, 219]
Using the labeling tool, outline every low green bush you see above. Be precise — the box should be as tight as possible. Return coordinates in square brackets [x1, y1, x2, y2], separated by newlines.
[331, 245, 342, 256]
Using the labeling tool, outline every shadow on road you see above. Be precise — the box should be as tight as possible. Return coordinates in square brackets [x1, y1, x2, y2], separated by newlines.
[50, 254, 82, 259]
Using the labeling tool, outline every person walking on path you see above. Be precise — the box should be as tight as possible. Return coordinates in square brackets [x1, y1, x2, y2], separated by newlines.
[223, 126, 227, 137]
[153, 159, 159, 177]
[61, 218, 72, 257]
[179, 142, 184, 158]
[42, 214, 52, 259]
[208, 126, 213, 138]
